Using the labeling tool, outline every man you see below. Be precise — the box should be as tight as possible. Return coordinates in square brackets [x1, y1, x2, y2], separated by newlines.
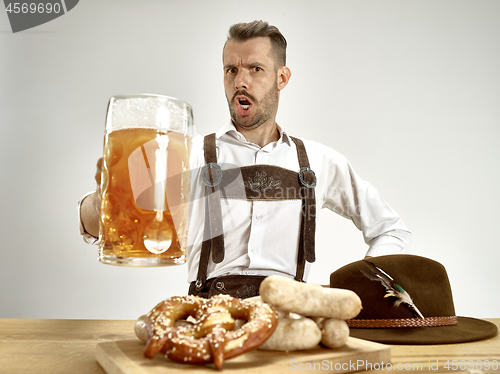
[79, 21, 411, 298]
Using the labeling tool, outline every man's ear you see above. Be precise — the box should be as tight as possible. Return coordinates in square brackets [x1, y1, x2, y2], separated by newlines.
[277, 66, 291, 91]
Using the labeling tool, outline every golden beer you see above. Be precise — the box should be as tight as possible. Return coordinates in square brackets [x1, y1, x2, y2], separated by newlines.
[98, 95, 193, 266]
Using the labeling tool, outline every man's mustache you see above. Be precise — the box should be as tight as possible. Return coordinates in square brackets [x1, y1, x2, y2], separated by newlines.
[232, 90, 257, 103]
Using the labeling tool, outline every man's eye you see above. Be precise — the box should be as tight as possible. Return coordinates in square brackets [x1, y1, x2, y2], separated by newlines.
[253, 67, 262, 72]
[226, 68, 236, 74]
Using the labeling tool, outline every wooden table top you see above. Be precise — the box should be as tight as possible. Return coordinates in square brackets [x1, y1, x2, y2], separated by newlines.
[0, 318, 498, 373]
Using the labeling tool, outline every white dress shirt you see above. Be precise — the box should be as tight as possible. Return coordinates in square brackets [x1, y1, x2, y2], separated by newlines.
[185, 121, 412, 283]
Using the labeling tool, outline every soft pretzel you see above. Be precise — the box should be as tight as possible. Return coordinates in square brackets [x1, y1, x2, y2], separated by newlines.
[138, 295, 278, 370]
[259, 275, 362, 319]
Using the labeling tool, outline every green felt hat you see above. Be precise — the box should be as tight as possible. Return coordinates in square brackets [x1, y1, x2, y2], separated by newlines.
[329, 255, 497, 344]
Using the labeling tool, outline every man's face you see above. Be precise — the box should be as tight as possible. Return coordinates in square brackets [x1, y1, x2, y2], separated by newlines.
[223, 37, 283, 130]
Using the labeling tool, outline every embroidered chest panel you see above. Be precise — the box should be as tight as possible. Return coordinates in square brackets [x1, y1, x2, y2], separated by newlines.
[206, 164, 310, 201]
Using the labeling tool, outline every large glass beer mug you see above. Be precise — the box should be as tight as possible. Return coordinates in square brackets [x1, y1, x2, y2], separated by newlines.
[99, 94, 194, 266]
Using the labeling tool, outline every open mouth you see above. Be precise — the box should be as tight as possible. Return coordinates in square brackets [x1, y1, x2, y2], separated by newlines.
[236, 96, 252, 110]
[238, 98, 251, 109]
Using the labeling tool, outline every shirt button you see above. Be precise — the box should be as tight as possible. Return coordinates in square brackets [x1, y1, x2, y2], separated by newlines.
[255, 215, 262, 220]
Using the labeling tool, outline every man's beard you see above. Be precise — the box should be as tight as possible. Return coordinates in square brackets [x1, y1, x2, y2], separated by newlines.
[227, 83, 279, 130]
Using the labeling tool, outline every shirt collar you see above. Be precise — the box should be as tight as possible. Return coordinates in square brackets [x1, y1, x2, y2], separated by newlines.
[216, 120, 292, 146]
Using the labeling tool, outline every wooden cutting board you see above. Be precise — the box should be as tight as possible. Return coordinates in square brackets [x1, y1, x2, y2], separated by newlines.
[96, 337, 390, 373]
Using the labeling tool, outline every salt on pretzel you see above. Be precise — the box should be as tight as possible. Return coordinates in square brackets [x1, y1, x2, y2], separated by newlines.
[137, 295, 278, 370]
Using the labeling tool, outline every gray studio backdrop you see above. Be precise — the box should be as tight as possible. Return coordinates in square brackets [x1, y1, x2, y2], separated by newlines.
[1, 0, 499, 319]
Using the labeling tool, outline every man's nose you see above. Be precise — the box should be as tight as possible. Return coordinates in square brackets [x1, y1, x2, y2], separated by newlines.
[235, 71, 249, 90]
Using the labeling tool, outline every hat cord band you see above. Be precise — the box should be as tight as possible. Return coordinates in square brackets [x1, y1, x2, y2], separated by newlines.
[347, 316, 458, 328]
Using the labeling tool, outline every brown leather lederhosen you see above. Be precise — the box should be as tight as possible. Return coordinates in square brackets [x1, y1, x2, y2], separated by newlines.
[188, 133, 317, 299]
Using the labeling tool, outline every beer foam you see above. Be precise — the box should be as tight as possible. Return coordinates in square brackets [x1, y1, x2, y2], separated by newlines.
[106, 94, 194, 135]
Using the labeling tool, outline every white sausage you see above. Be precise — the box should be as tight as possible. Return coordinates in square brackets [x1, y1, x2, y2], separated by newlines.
[259, 275, 362, 319]
[134, 314, 148, 343]
[258, 313, 321, 351]
[317, 318, 350, 348]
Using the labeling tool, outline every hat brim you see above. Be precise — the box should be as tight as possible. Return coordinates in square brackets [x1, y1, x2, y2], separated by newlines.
[348, 316, 498, 345]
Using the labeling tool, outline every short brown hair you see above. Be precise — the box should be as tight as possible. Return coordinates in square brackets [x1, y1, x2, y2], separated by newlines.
[225, 20, 287, 68]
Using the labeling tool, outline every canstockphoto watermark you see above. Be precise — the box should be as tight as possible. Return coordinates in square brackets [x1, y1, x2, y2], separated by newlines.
[290, 360, 423, 371]
[290, 359, 500, 371]
[128, 159, 360, 211]
[4, 0, 79, 33]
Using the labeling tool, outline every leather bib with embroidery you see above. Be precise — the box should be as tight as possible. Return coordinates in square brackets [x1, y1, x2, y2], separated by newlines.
[190, 133, 317, 297]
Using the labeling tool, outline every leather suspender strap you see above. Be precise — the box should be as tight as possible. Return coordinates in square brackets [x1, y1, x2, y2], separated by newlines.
[194, 134, 225, 292]
[290, 136, 317, 281]
[203, 133, 225, 264]
[203, 133, 217, 164]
